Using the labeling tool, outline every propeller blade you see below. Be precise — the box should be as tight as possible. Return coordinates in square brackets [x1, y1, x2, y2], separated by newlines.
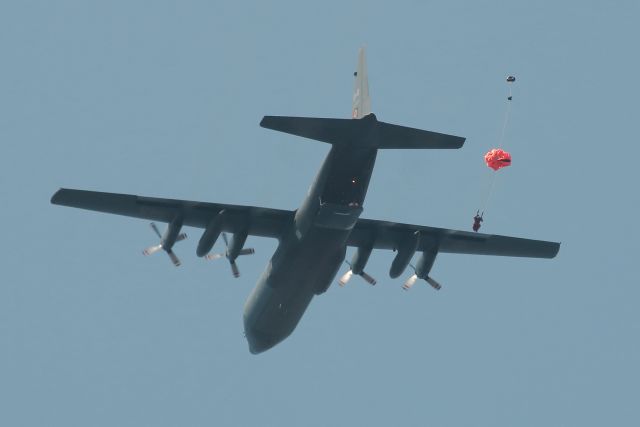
[230, 261, 240, 278]
[426, 276, 442, 290]
[238, 248, 255, 256]
[150, 222, 163, 239]
[205, 253, 225, 260]
[167, 250, 181, 267]
[222, 232, 229, 247]
[176, 233, 188, 242]
[338, 270, 353, 287]
[143, 244, 163, 256]
[360, 271, 377, 286]
[402, 274, 418, 291]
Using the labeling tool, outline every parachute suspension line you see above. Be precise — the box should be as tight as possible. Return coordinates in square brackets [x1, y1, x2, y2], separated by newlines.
[479, 172, 497, 214]
[482, 90, 513, 211]
[497, 95, 513, 149]
[474, 76, 516, 230]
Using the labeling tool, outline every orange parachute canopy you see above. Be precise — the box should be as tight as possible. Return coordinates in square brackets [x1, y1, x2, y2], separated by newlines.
[484, 148, 512, 171]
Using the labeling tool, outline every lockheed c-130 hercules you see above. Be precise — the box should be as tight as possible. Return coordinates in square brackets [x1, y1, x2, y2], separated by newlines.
[51, 49, 560, 354]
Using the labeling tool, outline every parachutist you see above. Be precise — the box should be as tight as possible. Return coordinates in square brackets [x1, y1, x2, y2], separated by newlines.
[472, 211, 483, 232]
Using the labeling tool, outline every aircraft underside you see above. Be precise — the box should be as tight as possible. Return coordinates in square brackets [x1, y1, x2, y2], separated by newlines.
[243, 225, 349, 354]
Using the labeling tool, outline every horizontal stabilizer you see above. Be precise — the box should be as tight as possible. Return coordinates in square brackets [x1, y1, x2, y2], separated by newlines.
[260, 114, 464, 149]
[261, 116, 358, 145]
[375, 121, 465, 149]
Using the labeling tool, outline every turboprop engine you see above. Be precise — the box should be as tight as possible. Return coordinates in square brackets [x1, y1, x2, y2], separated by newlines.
[402, 248, 441, 291]
[205, 230, 255, 278]
[338, 245, 376, 286]
[197, 211, 255, 277]
[197, 211, 225, 257]
[390, 231, 419, 278]
[142, 217, 187, 266]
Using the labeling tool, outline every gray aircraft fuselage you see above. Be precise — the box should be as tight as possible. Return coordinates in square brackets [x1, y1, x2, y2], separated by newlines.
[243, 131, 378, 353]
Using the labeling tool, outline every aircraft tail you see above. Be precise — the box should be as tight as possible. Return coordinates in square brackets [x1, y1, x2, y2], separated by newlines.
[260, 47, 465, 150]
[352, 47, 371, 119]
[260, 114, 464, 149]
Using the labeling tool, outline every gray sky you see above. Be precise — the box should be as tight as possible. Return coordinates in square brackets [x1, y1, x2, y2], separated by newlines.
[2, 1, 638, 426]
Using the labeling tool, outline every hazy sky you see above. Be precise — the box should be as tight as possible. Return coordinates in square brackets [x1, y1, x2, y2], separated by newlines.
[2, 1, 639, 426]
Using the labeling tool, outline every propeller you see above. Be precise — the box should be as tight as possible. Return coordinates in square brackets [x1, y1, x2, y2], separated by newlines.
[142, 222, 187, 267]
[425, 276, 442, 290]
[402, 264, 441, 291]
[402, 273, 418, 291]
[205, 232, 255, 278]
[338, 269, 353, 287]
[338, 261, 377, 287]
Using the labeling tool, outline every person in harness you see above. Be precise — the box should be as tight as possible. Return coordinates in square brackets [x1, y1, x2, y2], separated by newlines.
[472, 210, 484, 232]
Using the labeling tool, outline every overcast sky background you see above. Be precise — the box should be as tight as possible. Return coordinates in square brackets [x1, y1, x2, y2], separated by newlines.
[2, 1, 639, 426]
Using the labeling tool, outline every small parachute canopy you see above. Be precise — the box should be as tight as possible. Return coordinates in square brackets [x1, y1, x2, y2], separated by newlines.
[507, 75, 516, 83]
[484, 148, 512, 171]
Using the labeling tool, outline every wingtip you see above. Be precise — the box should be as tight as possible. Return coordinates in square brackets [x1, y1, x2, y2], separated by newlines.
[260, 116, 275, 129]
[50, 188, 65, 205]
[550, 242, 561, 258]
[541, 241, 561, 259]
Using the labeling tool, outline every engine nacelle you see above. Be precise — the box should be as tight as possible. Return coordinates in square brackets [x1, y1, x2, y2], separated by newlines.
[415, 249, 438, 279]
[389, 232, 419, 278]
[227, 229, 249, 261]
[351, 246, 373, 275]
[161, 216, 184, 250]
[196, 211, 225, 257]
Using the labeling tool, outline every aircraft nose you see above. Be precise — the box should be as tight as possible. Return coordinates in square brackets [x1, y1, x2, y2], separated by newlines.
[245, 329, 279, 355]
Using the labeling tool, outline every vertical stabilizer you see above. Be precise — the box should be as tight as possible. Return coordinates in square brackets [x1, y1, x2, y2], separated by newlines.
[260, 47, 465, 149]
[352, 48, 371, 119]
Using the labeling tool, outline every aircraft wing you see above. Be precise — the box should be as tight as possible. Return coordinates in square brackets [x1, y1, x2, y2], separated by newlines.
[348, 218, 560, 258]
[51, 188, 294, 239]
[51, 189, 560, 258]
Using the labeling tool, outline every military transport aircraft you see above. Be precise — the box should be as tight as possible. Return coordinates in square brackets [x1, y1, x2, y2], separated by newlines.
[51, 48, 560, 354]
